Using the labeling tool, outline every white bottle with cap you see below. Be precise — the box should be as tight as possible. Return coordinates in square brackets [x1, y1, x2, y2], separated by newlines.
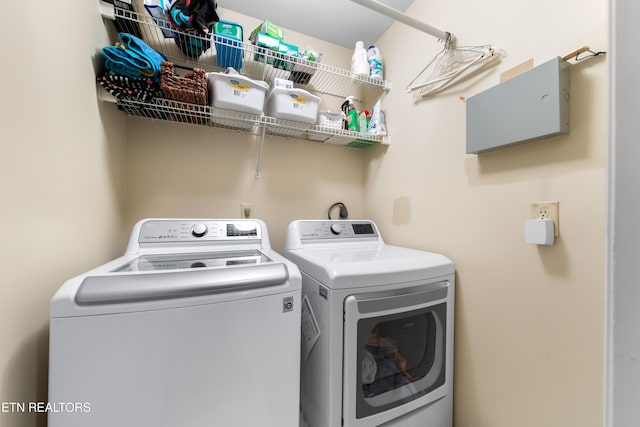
[351, 41, 370, 77]
[367, 45, 383, 79]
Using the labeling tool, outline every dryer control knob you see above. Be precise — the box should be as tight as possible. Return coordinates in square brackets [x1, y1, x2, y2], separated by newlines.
[191, 223, 208, 238]
[330, 223, 342, 235]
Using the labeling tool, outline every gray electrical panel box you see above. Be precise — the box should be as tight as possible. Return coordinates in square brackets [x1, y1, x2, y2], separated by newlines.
[466, 57, 570, 154]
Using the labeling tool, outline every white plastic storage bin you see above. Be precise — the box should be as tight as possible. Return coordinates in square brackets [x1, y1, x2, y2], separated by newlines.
[264, 87, 320, 124]
[308, 111, 345, 141]
[317, 111, 344, 129]
[207, 68, 269, 114]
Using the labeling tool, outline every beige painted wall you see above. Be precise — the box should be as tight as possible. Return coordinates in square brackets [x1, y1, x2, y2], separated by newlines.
[122, 8, 368, 251]
[0, 1, 609, 427]
[365, 1, 607, 426]
[0, 6, 364, 427]
[0, 1, 128, 426]
[123, 120, 367, 251]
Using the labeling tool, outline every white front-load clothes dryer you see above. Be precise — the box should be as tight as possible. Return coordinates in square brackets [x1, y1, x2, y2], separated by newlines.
[48, 218, 301, 427]
[284, 220, 455, 427]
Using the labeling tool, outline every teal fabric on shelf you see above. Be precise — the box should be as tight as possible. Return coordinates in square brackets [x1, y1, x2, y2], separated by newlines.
[103, 33, 165, 80]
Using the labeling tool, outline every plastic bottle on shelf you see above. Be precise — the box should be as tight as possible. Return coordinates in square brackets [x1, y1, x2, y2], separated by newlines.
[341, 96, 360, 132]
[358, 110, 370, 133]
[367, 99, 387, 136]
[368, 45, 383, 80]
[351, 41, 370, 77]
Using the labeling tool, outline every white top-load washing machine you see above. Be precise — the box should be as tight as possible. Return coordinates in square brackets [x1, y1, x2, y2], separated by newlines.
[284, 220, 455, 427]
[49, 218, 301, 427]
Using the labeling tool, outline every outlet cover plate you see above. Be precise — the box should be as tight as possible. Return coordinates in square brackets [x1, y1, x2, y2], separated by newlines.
[531, 201, 559, 237]
[240, 203, 254, 219]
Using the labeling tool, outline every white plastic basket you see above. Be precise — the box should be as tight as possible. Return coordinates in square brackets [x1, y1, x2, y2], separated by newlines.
[264, 87, 320, 124]
[317, 111, 344, 129]
[207, 68, 268, 114]
[307, 111, 345, 141]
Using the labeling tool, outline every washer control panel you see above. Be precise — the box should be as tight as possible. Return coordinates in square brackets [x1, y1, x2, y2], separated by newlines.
[138, 219, 262, 243]
[297, 221, 379, 240]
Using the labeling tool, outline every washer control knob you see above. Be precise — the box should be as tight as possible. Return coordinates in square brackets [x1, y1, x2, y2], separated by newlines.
[191, 223, 208, 238]
[330, 223, 342, 235]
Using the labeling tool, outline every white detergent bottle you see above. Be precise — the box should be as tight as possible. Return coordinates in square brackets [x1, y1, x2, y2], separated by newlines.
[351, 41, 369, 77]
[368, 45, 383, 80]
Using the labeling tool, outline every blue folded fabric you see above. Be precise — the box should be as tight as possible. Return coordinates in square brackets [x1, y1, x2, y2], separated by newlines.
[103, 33, 165, 79]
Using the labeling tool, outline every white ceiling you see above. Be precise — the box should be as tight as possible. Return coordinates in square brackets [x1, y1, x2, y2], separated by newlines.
[217, 0, 415, 48]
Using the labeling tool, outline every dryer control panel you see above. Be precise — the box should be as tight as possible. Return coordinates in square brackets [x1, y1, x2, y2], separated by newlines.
[296, 220, 379, 240]
[136, 219, 263, 243]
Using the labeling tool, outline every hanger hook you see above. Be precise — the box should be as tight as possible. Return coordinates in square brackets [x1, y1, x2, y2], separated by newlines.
[444, 32, 456, 49]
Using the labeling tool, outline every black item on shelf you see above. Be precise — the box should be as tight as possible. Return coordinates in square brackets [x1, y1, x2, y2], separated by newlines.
[289, 59, 318, 85]
[109, 0, 142, 39]
[169, 0, 219, 33]
[144, 5, 176, 39]
[174, 31, 213, 58]
[168, 0, 219, 58]
[290, 70, 312, 85]
[98, 72, 163, 102]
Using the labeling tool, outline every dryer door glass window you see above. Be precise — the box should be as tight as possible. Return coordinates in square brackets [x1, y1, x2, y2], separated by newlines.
[356, 302, 447, 418]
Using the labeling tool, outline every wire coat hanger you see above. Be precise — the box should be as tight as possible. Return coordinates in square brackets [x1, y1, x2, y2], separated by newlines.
[349, 0, 502, 98]
[406, 40, 502, 97]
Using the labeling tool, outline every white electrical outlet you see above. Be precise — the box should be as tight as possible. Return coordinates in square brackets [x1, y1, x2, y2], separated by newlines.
[530, 201, 559, 237]
[240, 203, 254, 219]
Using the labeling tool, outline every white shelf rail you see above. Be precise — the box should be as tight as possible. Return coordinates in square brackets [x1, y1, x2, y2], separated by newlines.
[115, 97, 385, 146]
[105, 6, 389, 101]
[349, 0, 451, 42]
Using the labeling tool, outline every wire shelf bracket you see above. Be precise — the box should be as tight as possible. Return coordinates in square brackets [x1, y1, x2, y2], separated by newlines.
[100, 0, 115, 19]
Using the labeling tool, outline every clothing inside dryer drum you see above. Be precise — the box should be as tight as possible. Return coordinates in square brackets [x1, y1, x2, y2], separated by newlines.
[361, 312, 437, 398]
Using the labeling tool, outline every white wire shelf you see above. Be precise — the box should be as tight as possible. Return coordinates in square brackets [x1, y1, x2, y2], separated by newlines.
[108, 6, 390, 101]
[115, 97, 385, 147]
[101, 4, 389, 147]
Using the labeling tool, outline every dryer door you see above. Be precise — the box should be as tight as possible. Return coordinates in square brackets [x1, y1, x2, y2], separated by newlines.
[342, 281, 451, 427]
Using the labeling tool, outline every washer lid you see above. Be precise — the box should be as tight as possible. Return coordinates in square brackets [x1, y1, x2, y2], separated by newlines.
[75, 261, 289, 306]
[285, 244, 454, 289]
[115, 250, 273, 272]
[51, 248, 301, 317]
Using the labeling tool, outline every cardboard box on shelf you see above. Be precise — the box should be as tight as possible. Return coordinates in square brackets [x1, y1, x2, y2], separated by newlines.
[251, 32, 281, 65]
[249, 20, 284, 41]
